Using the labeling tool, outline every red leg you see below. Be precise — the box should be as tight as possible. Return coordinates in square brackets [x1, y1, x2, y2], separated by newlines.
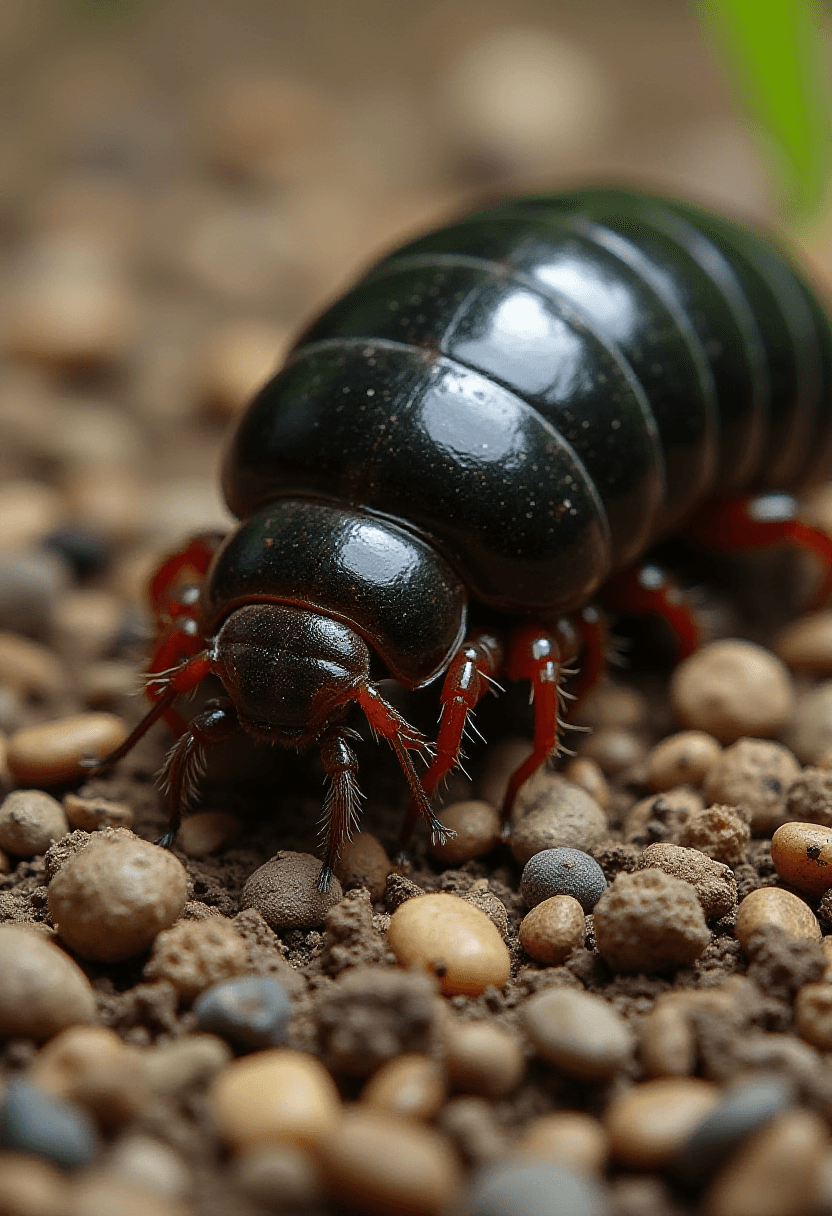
[600, 563, 702, 660]
[685, 493, 832, 607]
[569, 605, 610, 707]
[148, 532, 225, 621]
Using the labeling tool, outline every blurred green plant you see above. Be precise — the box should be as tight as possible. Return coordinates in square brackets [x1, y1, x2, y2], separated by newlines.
[702, 0, 832, 219]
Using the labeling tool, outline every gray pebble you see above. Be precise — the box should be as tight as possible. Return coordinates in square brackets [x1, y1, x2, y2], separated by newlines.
[240, 851, 342, 930]
[193, 976, 291, 1049]
[521, 987, 634, 1081]
[0, 1077, 98, 1168]
[669, 1075, 794, 1192]
[521, 847, 607, 911]
[0, 551, 70, 638]
[464, 1161, 609, 1216]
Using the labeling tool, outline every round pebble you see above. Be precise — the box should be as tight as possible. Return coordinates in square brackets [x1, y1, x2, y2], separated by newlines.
[462, 1160, 609, 1216]
[624, 786, 705, 845]
[702, 738, 801, 836]
[0, 924, 95, 1039]
[430, 801, 500, 865]
[794, 982, 832, 1049]
[361, 1054, 446, 1121]
[0, 551, 70, 639]
[647, 731, 722, 792]
[233, 1144, 323, 1210]
[701, 1107, 826, 1216]
[510, 777, 607, 864]
[211, 1049, 340, 1152]
[444, 1021, 525, 1098]
[562, 756, 610, 809]
[0, 1077, 98, 1169]
[605, 1078, 720, 1169]
[0, 630, 64, 698]
[193, 977, 292, 1050]
[106, 1134, 191, 1200]
[63, 792, 134, 832]
[517, 1112, 607, 1173]
[594, 869, 711, 972]
[141, 1035, 231, 1098]
[143, 918, 248, 1002]
[50, 589, 122, 662]
[734, 888, 821, 950]
[785, 768, 832, 826]
[679, 803, 750, 865]
[29, 1024, 126, 1103]
[0, 1153, 66, 1216]
[0, 789, 69, 856]
[784, 680, 832, 763]
[521, 987, 634, 1080]
[63, 1174, 188, 1216]
[579, 727, 644, 777]
[48, 833, 189, 962]
[519, 895, 586, 966]
[317, 1108, 461, 1216]
[7, 713, 129, 786]
[774, 610, 832, 674]
[670, 639, 794, 743]
[176, 810, 240, 857]
[520, 847, 607, 911]
[332, 831, 391, 902]
[386, 893, 511, 997]
[771, 821, 832, 898]
[638, 844, 736, 920]
[240, 851, 343, 930]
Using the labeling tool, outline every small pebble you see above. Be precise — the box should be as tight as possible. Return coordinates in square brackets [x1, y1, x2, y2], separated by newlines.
[361, 1054, 446, 1120]
[462, 1160, 609, 1216]
[593, 869, 711, 972]
[701, 1107, 826, 1216]
[63, 792, 134, 832]
[50, 590, 122, 662]
[0, 631, 64, 699]
[0, 552, 70, 639]
[0, 481, 64, 554]
[520, 847, 607, 911]
[143, 918, 248, 1002]
[702, 738, 801, 836]
[141, 1035, 231, 1097]
[517, 1111, 608, 1173]
[624, 786, 705, 845]
[28, 1024, 129, 1110]
[638, 844, 736, 920]
[574, 681, 648, 730]
[332, 831, 391, 901]
[521, 987, 634, 1080]
[106, 1135, 191, 1200]
[233, 1144, 323, 1210]
[0, 924, 95, 1039]
[193, 977, 292, 1050]
[240, 851, 343, 930]
[0, 1078, 98, 1169]
[210, 1049, 341, 1152]
[177, 810, 240, 857]
[7, 713, 129, 786]
[0, 789, 68, 856]
[439, 1095, 507, 1166]
[785, 768, 832, 826]
[519, 895, 586, 966]
[605, 1078, 720, 1169]
[0, 1152, 67, 1216]
[679, 803, 750, 865]
[784, 680, 832, 763]
[734, 888, 821, 951]
[63, 1173, 187, 1216]
[444, 1021, 524, 1099]
[647, 731, 722, 792]
[771, 821, 832, 898]
[773, 610, 832, 674]
[48, 833, 188, 962]
[563, 756, 610, 809]
[670, 639, 794, 743]
[386, 893, 511, 997]
[579, 727, 644, 777]
[794, 982, 832, 1049]
[430, 801, 500, 865]
[42, 522, 112, 579]
[317, 1108, 461, 1216]
[510, 776, 607, 864]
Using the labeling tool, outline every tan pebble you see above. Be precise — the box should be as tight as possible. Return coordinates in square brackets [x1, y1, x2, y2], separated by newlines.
[210, 1048, 340, 1152]
[580, 726, 645, 776]
[594, 870, 711, 972]
[679, 803, 750, 865]
[479, 738, 533, 808]
[771, 821, 832, 898]
[510, 775, 607, 864]
[430, 801, 500, 865]
[48, 833, 188, 962]
[62, 467, 148, 543]
[671, 639, 794, 743]
[361, 1054, 446, 1120]
[438, 1093, 506, 1164]
[50, 590, 122, 662]
[233, 1144, 323, 1209]
[519, 894, 586, 965]
[522, 987, 634, 1080]
[7, 713, 129, 786]
[29, 1024, 125, 1099]
[734, 888, 821, 951]
[517, 1111, 608, 1173]
[774, 610, 832, 675]
[639, 843, 737, 920]
[0, 631, 64, 698]
[795, 982, 832, 1049]
[317, 1107, 461, 1216]
[241, 851, 342, 930]
[0, 924, 95, 1038]
[647, 731, 722, 792]
[143, 918, 248, 1002]
[606, 1078, 721, 1169]
[198, 319, 286, 418]
[63, 1172, 187, 1216]
[639, 993, 697, 1078]
[63, 792, 133, 832]
[332, 831, 391, 902]
[0, 481, 64, 553]
[574, 681, 648, 730]
[0, 1152, 67, 1216]
[702, 738, 801, 836]
[625, 786, 705, 845]
[141, 1035, 231, 1096]
[563, 756, 610, 809]
[106, 1135, 191, 1200]
[783, 681, 832, 763]
[0, 789, 69, 856]
[386, 893, 510, 997]
[785, 768, 832, 827]
[443, 1020, 524, 1098]
[703, 1107, 827, 1216]
[80, 660, 139, 711]
[177, 810, 240, 857]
